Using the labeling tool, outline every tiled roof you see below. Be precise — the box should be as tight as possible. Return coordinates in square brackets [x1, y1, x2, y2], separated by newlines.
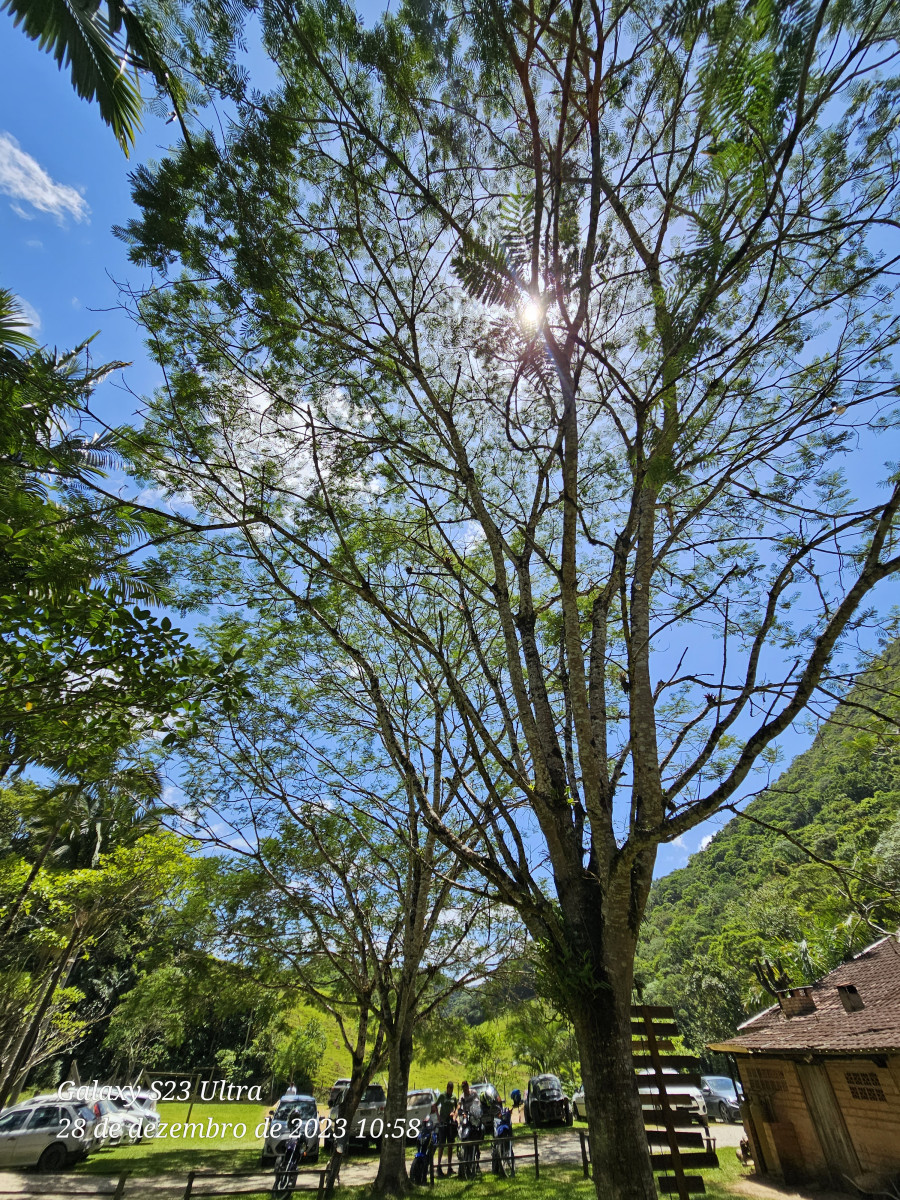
[709, 937, 900, 1056]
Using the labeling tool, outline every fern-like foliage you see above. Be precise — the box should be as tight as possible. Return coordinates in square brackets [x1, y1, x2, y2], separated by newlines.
[452, 187, 536, 307]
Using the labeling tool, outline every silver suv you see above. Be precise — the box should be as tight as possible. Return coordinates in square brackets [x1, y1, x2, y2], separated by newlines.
[0, 1097, 96, 1171]
[636, 1069, 708, 1128]
[327, 1082, 386, 1149]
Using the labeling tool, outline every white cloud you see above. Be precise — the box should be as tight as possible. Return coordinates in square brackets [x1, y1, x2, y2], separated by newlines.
[0, 132, 89, 224]
[698, 833, 714, 851]
[17, 298, 41, 333]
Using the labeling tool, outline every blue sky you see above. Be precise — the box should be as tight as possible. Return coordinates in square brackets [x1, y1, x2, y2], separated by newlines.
[0, 23, 180, 424]
[2, 11, 894, 879]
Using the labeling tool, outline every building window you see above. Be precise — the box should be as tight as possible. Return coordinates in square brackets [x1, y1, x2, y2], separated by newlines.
[845, 1071, 886, 1103]
[743, 1066, 786, 1096]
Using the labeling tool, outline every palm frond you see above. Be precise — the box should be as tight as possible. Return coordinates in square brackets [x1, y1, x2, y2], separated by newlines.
[2, 0, 144, 151]
[0, 289, 37, 352]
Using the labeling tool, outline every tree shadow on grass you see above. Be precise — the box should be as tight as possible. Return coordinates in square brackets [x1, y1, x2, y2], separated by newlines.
[74, 1145, 264, 1177]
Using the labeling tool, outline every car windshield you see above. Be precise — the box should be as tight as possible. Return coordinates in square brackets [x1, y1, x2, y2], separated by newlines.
[274, 1101, 318, 1121]
[407, 1093, 433, 1105]
[363, 1085, 385, 1103]
[537, 1076, 561, 1090]
[0, 1110, 29, 1132]
[705, 1077, 738, 1097]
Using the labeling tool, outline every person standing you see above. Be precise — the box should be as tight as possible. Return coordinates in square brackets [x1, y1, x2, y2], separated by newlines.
[435, 1081, 456, 1177]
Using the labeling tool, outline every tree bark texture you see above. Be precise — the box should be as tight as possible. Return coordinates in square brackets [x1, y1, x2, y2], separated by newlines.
[373, 1023, 415, 1195]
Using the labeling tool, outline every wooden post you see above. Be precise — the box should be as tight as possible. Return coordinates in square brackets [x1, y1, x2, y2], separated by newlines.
[112, 1170, 129, 1200]
[579, 1127, 590, 1178]
[183, 1171, 195, 1200]
[533, 1131, 539, 1179]
[317, 1168, 327, 1200]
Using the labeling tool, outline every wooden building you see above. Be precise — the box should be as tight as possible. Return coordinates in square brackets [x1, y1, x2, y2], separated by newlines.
[709, 936, 900, 1188]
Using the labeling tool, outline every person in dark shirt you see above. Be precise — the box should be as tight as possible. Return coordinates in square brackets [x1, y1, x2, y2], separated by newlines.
[435, 1081, 456, 1177]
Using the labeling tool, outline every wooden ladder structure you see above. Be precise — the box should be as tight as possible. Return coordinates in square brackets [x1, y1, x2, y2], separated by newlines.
[632, 1004, 718, 1199]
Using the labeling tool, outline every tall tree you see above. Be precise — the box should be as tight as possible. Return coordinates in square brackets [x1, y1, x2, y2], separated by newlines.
[116, 1, 900, 1196]
[176, 608, 520, 1193]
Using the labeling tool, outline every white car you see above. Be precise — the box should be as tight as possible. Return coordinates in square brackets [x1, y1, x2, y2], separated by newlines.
[572, 1084, 586, 1121]
[0, 1097, 96, 1171]
[101, 1089, 160, 1142]
[405, 1089, 438, 1140]
[637, 1068, 708, 1128]
[261, 1093, 320, 1166]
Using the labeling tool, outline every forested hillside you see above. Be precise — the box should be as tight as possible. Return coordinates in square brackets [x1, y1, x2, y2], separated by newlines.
[637, 642, 900, 1061]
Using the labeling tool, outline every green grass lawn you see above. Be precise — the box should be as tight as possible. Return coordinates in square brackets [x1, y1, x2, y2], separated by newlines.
[74, 1102, 272, 1176]
[73, 1100, 390, 1178]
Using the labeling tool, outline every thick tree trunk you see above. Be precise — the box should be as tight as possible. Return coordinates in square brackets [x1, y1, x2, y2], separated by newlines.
[553, 864, 657, 1200]
[570, 974, 656, 1200]
[373, 1022, 415, 1195]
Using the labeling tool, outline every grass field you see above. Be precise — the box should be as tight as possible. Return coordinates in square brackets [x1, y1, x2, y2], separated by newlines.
[74, 1102, 273, 1176]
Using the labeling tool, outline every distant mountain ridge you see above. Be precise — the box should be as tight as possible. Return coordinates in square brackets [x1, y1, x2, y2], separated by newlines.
[636, 641, 900, 1059]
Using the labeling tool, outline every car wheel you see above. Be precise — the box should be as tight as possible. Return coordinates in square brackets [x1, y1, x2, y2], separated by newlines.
[38, 1143, 69, 1173]
[717, 1101, 730, 1122]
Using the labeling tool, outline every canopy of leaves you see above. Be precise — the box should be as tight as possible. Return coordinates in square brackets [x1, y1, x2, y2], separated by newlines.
[0, 304, 244, 779]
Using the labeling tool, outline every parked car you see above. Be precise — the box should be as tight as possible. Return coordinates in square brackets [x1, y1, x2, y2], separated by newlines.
[91, 1098, 130, 1148]
[524, 1075, 572, 1126]
[326, 1082, 387, 1149]
[469, 1082, 502, 1134]
[405, 1089, 438, 1140]
[0, 1097, 96, 1171]
[102, 1089, 160, 1142]
[261, 1093, 320, 1166]
[327, 1079, 350, 1107]
[572, 1084, 586, 1121]
[637, 1069, 708, 1128]
[701, 1076, 743, 1122]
